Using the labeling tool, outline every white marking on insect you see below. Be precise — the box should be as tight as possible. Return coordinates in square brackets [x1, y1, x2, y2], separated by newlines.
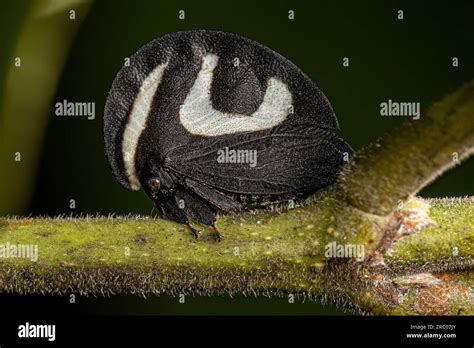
[180, 53, 293, 136]
[122, 61, 168, 191]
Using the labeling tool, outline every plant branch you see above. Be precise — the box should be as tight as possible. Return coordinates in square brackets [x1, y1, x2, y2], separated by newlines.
[0, 81, 473, 315]
[0, 197, 472, 315]
[338, 81, 474, 215]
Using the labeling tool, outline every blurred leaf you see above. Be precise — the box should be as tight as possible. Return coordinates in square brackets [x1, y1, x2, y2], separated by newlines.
[0, 0, 92, 215]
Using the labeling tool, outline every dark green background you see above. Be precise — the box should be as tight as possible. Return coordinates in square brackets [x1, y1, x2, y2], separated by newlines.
[1, 0, 472, 315]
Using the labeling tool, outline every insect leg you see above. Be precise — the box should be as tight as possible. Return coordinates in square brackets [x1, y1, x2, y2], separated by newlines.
[186, 220, 201, 239]
[184, 178, 241, 212]
[211, 224, 223, 242]
[154, 194, 202, 239]
[174, 187, 217, 226]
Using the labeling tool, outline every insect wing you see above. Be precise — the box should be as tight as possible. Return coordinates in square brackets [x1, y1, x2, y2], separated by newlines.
[165, 126, 353, 196]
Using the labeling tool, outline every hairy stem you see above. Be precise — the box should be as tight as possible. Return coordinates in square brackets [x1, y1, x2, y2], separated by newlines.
[0, 81, 473, 315]
[0, 197, 472, 315]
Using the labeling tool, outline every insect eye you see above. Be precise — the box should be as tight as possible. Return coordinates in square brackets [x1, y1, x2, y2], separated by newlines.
[147, 177, 161, 191]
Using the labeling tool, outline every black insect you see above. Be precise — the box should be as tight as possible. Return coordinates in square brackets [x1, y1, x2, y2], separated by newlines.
[104, 30, 353, 239]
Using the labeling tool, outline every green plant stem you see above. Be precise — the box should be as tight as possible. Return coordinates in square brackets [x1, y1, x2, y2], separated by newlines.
[0, 81, 473, 315]
[0, 197, 472, 314]
[339, 81, 474, 215]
